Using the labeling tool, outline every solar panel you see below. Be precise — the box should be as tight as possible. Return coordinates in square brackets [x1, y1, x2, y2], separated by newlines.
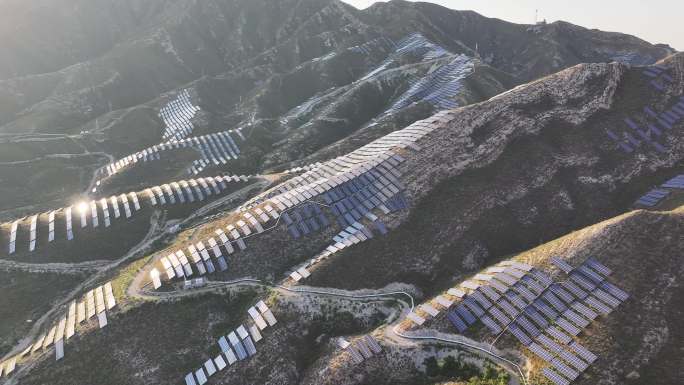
[562, 281, 588, 299]
[533, 299, 558, 320]
[516, 315, 541, 337]
[541, 367, 570, 385]
[488, 306, 511, 326]
[571, 302, 598, 320]
[463, 297, 485, 317]
[65, 207, 74, 240]
[505, 291, 527, 310]
[435, 295, 454, 308]
[29, 215, 38, 251]
[570, 273, 596, 291]
[593, 288, 621, 307]
[550, 284, 574, 304]
[447, 311, 468, 332]
[556, 318, 581, 336]
[480, 286, 501, 301]
[558, 349, 588, 371]
[487, 279, 509, 294]
[584, 296, 611, 315]
[195, 368, 207, 385]
[204, 359, 217, 377]
[470, 291, 492, 309]
[494, 272, 516, 286]
[256, 301, 277, 326]
[600, 281, 629, 302]
[420, 303, 439, 317]
[524, 307, 549, 328]
[90, 201, 99, 227]
[496, 298, 519, 318]
[521, 276, 545, 294]
[537, 334, 564, 355]
[512, 284, 536, 301]
[228, 332, 247, 360]
[509, 323, 532, 345]
[543, 292, 568, 312]
[48, 211, 56, 241]
[481, 315, 502, 334]
[546, 326, 572, 344]
[364, 335, 382, 354]
[455, 304, 477, 324]
[577, 265, 603, 285]
[551, 358, 579, 380]
[569, 341, 597, 363]
[528, 342, 553, 361]
[531, 269, 553, 286]
[249, 324, 262, 342]
[241, 335, 257, 356]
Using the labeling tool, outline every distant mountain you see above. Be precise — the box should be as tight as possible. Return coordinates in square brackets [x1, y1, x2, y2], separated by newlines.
[0, 0, 674, 215]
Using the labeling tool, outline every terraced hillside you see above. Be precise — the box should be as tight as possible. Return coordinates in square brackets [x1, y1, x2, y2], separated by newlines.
[0, 1, 682, 385]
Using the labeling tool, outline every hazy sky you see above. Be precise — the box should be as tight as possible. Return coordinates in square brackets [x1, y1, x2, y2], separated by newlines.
[342, 0, 682, 51]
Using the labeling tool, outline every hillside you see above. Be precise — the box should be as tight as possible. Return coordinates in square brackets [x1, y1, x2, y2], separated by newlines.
[0, 1, 683, 385]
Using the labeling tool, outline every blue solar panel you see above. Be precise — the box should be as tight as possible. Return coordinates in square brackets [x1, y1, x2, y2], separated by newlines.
[661, 113, 676, 124]
[374, 220, 388, 235]
[657, 118, 673, 129]
[533, 299, 558, 319]
[524, 307, 549, 328]
[298, 220, 311, 235]
[516, 315, 541, 337]
[455, 304, 477, 324]
[570, 273, 596, 290]
[447, 311, 468, 332]
[624, 118, 639, 130]
[464, 297, 485, 317]
[288, 226, 301, 239]
[217, 256, 228, 271]
[543, 292, 568, 312]
[317, 214, 330, 227]
[307, 218, 320, 232]
[644, 106, 658, 118]
[650, 79, 665, 91]
[509, 323, 532, 346]
[577, 265, 604, 284]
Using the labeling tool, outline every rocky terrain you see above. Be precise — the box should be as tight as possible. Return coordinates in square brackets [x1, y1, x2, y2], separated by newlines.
[0, 1, 682, 385]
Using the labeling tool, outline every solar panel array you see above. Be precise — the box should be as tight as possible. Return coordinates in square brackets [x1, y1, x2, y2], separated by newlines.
[642, 65, 676, 93]
[348, 36, 396, 56]
[634, 173, 684, 207]
[151, 110, 455, 288]
[526, 258, 626, 385]
[0, 282, 115, 377]
[337, 335, 383, 365]
[1, 176, 249, 255]
[386, 54, 474, 114]
[662, 174, 684, 189]
[184, 301, 276, 385]
[100, 128, 246, 182]
[605, 65, 682, 155]
[361, 33, 452, 82]
[403, 256, 628, 385]
[160, 89, 199, 141]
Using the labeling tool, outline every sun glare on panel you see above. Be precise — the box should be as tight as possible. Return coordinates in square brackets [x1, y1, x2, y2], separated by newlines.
[76, 201, 89, 214]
